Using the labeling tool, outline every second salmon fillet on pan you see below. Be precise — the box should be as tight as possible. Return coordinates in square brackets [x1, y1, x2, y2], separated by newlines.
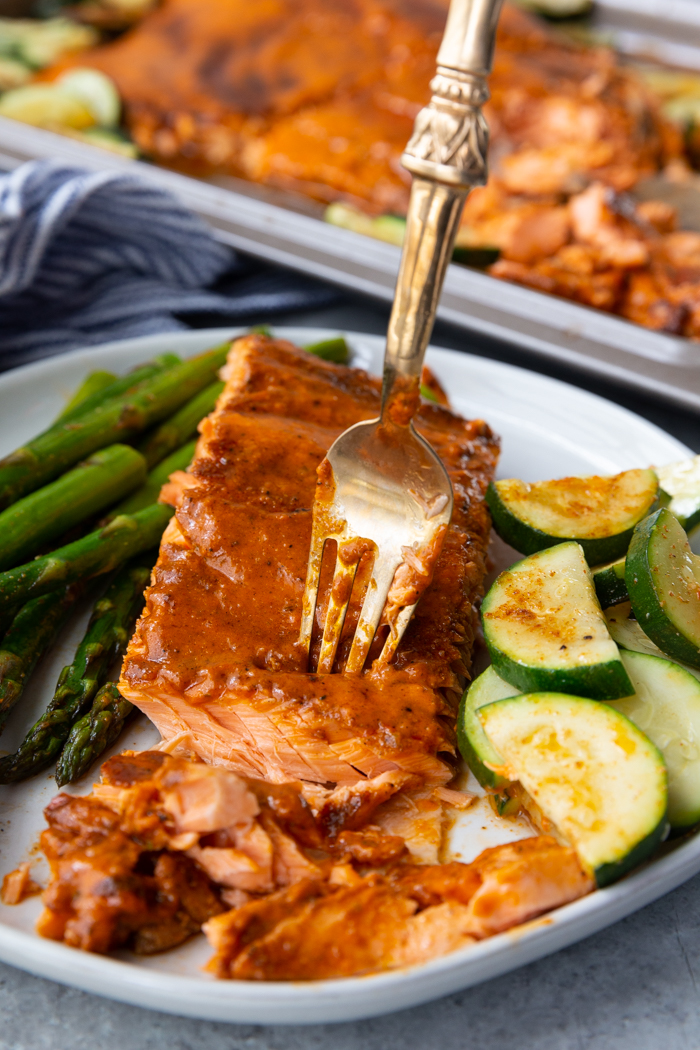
[120, 335, 499, 796]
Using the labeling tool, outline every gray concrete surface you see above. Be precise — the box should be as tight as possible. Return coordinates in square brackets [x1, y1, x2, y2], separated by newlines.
[3, 299, 700, 1050]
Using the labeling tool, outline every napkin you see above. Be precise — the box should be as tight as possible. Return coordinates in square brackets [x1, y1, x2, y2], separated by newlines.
[0, 160, 339, 369]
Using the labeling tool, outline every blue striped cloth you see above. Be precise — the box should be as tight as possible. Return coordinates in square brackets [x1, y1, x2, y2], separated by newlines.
[0, 161, 338, 369]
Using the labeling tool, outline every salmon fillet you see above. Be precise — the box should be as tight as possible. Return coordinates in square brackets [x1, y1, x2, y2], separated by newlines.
[36, 751, 592, 972]
[119, 335, 498, 789]
[206, 835, 592, 979]
[43, 0, 693, 339]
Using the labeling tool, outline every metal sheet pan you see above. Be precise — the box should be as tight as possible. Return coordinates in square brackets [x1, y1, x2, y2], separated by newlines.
[2, 2, 700, 409]
[594, 0, 700, 71]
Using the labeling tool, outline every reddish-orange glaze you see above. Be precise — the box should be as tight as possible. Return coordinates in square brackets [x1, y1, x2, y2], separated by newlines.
[120, 335, 498, 788]
[36, 752, 593, 975]
[44, 2, 676, 216]
[204, 834, 592, 980]
[37, 791, 224, 954]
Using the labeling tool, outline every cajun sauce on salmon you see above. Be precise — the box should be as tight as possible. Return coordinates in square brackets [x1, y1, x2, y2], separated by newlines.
[119, 335, 499, 794]
[35, 751, 593, 974]
[27, 341, 598, 978]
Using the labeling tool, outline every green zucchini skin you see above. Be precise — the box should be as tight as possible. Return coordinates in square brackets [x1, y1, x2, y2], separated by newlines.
[626, 508, 700, 670]
[452, 246, 500, 268]
[592, 557, 628, 609]
[485, 471, 658, 563]
[485, 482, 556, 557]
[457, 667, 518, 789]
[489, 793, 521, 817]
[593, 819, 668, 888]
[324, 204, 500, 266]
[679, 507, 700, 535]
[487, 641, 634, 702]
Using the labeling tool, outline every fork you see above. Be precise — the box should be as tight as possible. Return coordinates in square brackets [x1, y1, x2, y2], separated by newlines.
[299, 0, 504, 675]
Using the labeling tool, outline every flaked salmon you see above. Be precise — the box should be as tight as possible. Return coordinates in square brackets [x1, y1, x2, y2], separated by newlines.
[120, 335, 499, 794]
[205, 835, 592, 979]
[36, 751, 593, 972]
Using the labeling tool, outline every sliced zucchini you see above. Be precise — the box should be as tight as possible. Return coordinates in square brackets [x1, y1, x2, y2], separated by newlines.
[482, 541, 633, 700]
[606, 603, 700, 681]
[605, 603, 666, 659]
[626, 508, 700, 670]
[515, 0, 593, 19]
[610, 651, 700, 829]
[324, 203, 406, 247]
[325, 204, 500, 266]
[478, 693, 668, 885]
[592, 556, 628, 609]
[0, 17, 96, 70]
[485, 469, 658, 563]
[451, 245, 500, 268]
[0, 56, 31, 91]
[488, 792, 521, 818]
[76, 128, 139, 158]
[657, 453, 700, 535]
[457, 666, 519, 789]
[56, 68, 121, 127]
[0, 84, 95, 129]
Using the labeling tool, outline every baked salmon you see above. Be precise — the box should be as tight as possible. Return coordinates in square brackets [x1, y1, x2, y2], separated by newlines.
[35, 751, 593, 972]
[119, 335, 499, 792]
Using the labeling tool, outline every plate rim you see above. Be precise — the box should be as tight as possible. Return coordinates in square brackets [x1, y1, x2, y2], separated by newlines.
[2, 325, 697, 453]
[0, 326, 696, 1025]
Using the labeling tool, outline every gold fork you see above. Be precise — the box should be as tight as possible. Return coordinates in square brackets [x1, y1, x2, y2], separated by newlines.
[299, 0, 503, 675]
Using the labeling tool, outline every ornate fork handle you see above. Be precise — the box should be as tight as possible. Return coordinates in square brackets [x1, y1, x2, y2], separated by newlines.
[381, 0, 504, 425]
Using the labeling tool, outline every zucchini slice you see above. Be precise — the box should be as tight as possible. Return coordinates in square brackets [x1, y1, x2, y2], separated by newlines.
[485, 469, 658, 562]
[451, 245, 500, 268]
[626, 508, 700, 670]
[605, 603, 666, 659]
[457, 667, 519, 789]
[482, 542, 633, 700]
[610, 651, 700, 829]
[517, 0, 593, 19]
[478, 693, 668, 885]
[324, 204, 500, 267]
[657, 453, 700, 535]
[606, 603, 700, 681]
[592, 556, 628, 609]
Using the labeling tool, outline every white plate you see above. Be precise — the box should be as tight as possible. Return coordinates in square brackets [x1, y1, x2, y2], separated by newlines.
[0, 326, 697, 1026]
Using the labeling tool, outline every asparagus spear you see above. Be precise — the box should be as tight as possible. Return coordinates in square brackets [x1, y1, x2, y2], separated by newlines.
[0, 444, 147, 572]
[54, 371, 116, 424]
[0, 502, 173, 613]
[55, 353, 181, 425]
[0, 342, 229, 511]
[138, 381, 223, 469]
[128, 337, 348, 473]
[116, 334, 348, 479]
[305, 336, 350, 364]
[0, 588, 79, 732]
[56, 683, 134, 786]
[110, 440, 196, 519]
[0, 558, 153, 783]
[0, 604, 19, 641]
